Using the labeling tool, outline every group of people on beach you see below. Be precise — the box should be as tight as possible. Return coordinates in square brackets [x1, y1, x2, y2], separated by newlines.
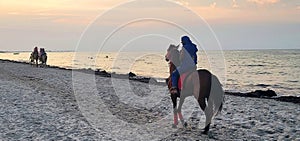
[30, 46, 47, 67]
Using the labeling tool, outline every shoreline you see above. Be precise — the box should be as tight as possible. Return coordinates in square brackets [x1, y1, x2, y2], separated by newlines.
[1, 59, 299, 105]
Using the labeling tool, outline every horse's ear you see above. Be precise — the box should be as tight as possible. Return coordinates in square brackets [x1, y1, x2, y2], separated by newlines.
[168, 44, 174, 51]
[176, 44, 180, 49]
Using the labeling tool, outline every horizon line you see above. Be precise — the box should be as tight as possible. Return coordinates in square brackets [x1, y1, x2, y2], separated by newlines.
[1, 48, 300, 53]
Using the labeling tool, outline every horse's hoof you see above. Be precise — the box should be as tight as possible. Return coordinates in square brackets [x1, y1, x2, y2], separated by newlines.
[202, 128, 209, 135]
[202, 130, 208, 135]
[172, 124, 177, 128]
[183, 122, 188, 128]
[202, 123, 210, 134]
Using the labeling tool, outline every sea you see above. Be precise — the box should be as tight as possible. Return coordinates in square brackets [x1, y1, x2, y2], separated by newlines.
[0, 49, 299, 96]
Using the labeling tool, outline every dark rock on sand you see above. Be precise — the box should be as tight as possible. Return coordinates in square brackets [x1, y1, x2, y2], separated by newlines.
[129, 75, 151, 83]
[273, 96, 300, 105]
[95, 69, 111, 77]
[226, 89, 277, 98]
[226, 90, 300, 105]
[128, 72, 137, 77]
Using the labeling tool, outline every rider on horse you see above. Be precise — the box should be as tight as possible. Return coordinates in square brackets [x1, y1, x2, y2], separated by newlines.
[170, 36, 198, 95]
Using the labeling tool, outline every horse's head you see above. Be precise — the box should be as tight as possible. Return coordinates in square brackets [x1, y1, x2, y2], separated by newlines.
[165, 44, 179, 62]
[166, 44, 181, 76]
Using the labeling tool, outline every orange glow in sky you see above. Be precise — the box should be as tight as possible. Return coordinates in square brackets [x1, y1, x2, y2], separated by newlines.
[1, 0, 299, 25]
[0, 0, 299, 51]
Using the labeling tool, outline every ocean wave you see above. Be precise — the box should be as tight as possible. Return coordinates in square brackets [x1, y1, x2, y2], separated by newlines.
[256, 72, 272, 75]
[255, 84, 271, 87]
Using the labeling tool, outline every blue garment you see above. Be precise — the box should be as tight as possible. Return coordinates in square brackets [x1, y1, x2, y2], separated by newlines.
[171, 36, 198, 89]
[181, 36, 198, 66]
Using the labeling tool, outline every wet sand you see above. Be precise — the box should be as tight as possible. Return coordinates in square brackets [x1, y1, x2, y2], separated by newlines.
[0, 60, 299, 140]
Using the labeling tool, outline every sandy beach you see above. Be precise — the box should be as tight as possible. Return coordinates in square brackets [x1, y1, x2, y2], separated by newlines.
[0, 59, 299, 140]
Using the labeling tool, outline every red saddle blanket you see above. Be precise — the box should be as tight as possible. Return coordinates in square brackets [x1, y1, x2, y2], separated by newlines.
[178, 71, 192, 90]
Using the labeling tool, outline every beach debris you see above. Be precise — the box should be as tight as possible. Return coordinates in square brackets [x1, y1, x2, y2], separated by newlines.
[226, 89, 300, 104]
[95, 69, 111, 77]
[225, 89, 277, 98]
[274, 96, 300, 104]
[128, 72, 136, 77]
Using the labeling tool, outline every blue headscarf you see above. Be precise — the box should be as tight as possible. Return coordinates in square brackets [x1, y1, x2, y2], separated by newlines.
[181, 36, 198, 65]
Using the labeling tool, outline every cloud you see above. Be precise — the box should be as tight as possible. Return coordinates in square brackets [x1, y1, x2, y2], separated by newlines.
[210, 2, 217, 8]
[232, 0, 239, 8]
[7, 12, 20, 15]
[247, 0, 280, 5]
[51, 17, 93, 25]
[174, 0, 189, 7]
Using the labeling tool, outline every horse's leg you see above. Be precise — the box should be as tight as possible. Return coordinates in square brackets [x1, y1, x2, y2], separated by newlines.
[168, 77, 178, 128]
[177, 95, 187, 127]
[45, 56, 47, 66]
[36, 59, 38, 67]
[177, 72, 199, 128]
[203, 97, 214, 134]
[171, 94, 178, 128]
[203, 75, 224, 134]
[198, 97, 206, 111]
[197, 91, 215, 134]
[41, 57, 44, 67]
[195, 70, 213, 134]
[197, 95, 214, 134]
[198, 95, 212, 134]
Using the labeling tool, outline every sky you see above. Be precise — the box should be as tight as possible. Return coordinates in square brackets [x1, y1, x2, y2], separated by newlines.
[0, 0, 299, 51]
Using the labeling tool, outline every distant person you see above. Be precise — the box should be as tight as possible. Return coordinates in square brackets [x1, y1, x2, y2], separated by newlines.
[39, 48, 46, 56]
[170, 36, 198, 94]
[30, 47, 39, 67]
[39, 48, 47, 66]
[33, 47, 38, 54]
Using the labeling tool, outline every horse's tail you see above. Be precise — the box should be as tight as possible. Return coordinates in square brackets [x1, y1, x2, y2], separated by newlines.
[217, 99, 224, 115]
